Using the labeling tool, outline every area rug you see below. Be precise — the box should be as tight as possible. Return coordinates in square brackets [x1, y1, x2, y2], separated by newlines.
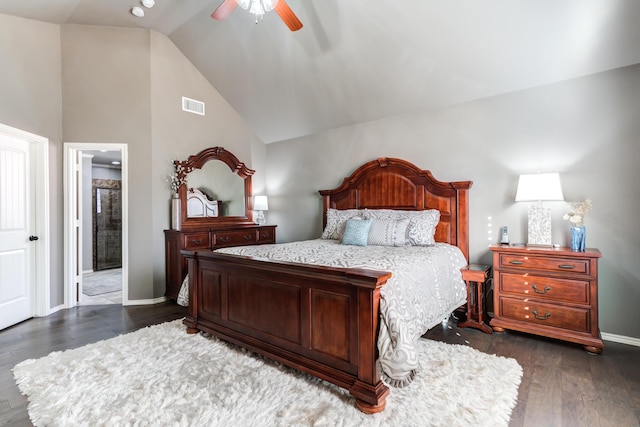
[82, 268, 121, 296]
[13, 320, 522, 427]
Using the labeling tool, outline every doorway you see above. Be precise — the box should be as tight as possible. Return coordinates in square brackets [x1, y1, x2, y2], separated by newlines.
[63, 143, 128, 307]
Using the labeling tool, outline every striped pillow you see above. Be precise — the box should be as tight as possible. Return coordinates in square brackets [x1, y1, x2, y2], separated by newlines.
[367, 218, 410, 246]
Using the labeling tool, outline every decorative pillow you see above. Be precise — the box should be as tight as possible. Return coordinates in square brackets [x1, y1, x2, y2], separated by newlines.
[368, 218, 410, 247]
[341, 219, 372, 246]
[363, 209, 440, 246]
[321, 208, 363, 240]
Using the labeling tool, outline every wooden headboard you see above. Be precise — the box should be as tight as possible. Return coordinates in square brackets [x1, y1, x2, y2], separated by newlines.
[318, 157, 473, 262]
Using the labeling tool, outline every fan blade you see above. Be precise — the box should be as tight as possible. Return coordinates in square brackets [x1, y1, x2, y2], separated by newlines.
[274, 0, 303, 31]
[211, 0, 238, 21]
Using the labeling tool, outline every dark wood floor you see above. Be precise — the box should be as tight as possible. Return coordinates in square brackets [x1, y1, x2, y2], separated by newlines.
[1, 303, 639, 426]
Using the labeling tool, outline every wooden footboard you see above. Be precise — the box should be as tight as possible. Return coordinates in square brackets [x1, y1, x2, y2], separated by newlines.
[182, 250, 392, 413]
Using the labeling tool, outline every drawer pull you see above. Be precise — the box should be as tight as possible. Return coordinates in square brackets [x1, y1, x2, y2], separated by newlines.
[191, 239, 203, 245]
[558, 264, 575, 269]
[219, 236, 230, 243]
[243, 234, 253, 240]
[532, 285, 551, 294]
[532, 310, 551, 320]
[509, 260, 524, 265]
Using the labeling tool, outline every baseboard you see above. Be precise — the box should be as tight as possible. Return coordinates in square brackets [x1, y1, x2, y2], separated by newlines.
[602, 332, 640, 347]
[123, 296, 167, 306]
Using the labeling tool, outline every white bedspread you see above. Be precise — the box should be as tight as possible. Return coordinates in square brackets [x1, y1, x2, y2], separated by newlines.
[205, 239, 467, 387]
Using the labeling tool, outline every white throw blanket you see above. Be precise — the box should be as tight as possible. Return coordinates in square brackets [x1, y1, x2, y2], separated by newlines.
[201, 239, 467, 387]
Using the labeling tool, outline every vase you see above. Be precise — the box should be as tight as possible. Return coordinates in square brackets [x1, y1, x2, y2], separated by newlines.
[570, 226, 585, 252]
[171, 196, 181, 231]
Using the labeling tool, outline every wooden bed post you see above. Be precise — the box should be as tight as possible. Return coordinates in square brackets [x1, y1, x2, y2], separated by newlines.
[183, 252, 199, 334]
[349, 283, 390, 413]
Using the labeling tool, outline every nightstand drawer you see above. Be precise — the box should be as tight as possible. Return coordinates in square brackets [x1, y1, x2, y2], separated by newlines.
[499, 254, 589, 275]
[499, 272, 590, 305]
[212, 230, 257, 247]
[498, 297, 590, 333]
[182, 232, 210, 250]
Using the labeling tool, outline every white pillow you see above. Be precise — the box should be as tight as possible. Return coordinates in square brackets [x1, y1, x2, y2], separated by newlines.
[368, 218, 410, 247]
[406, 210, 440, 246]
[321, 208, 363, 240]
[363, 209, 440, 246]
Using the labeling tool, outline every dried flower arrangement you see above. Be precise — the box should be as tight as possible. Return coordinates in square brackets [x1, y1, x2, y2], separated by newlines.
[168, 161, 189, 195]
[563, 199, 592, 227]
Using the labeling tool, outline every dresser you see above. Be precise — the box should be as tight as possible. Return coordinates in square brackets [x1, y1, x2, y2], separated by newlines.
[164, 225, 276, 300]
[489, 245, 603, 353]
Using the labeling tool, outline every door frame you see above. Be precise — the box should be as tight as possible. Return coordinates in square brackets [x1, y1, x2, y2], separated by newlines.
[0, 123, 50, 317]
[63, 142, 129, 307]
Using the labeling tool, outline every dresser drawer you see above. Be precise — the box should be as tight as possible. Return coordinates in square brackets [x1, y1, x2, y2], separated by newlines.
[182, 232, 210, 250]
[499, 253, 590, 275]
[212, 230, 257, 248]
[258, 227, 275, 243]
[499, 272, 590, 305]
[498, 297, 590, 333]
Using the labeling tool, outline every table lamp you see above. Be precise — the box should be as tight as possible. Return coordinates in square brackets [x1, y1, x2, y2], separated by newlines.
[515, 173, 564, 246]
[253, 195, 268, 225]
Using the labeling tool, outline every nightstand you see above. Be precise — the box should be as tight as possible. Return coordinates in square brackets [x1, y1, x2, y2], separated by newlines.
[490, 245, 603, 354]
[458, 264, 493, 334]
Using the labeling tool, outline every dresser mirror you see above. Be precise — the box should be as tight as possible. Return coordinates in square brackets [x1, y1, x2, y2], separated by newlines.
[175, 147, 254, 229]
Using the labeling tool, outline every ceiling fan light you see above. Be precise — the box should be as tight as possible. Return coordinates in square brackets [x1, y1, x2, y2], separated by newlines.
[131, 6, 144, 17]
[141, 0, 155, 8]
[248, 2, 266, 16]
[236, 0, 278, 15]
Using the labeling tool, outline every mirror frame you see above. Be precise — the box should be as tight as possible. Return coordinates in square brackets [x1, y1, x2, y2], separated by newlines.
[175, 147, 255, 229]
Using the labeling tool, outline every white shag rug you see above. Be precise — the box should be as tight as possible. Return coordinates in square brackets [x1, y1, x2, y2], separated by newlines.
[13, 320, 522, 427]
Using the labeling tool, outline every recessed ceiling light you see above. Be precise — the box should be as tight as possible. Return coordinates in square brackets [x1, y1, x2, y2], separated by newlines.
[131, 6, 144, 17]
[141, 0, 155, 8]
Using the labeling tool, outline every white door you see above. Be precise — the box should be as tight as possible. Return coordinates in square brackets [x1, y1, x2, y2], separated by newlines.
[0, 134, 35, 330]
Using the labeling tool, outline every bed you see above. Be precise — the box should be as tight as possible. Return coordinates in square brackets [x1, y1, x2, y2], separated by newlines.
[182, 157, 472, 413]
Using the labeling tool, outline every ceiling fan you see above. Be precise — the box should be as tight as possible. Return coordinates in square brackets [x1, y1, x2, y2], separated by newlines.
[211, 0, 303, 31]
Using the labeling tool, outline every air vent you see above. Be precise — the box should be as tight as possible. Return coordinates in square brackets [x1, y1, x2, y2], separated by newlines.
[182, 97, 205, 116]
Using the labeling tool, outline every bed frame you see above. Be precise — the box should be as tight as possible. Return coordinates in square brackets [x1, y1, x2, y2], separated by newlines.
[182, 157, 472, 413]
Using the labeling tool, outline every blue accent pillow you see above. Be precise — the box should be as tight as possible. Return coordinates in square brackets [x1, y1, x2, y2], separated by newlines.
[341, 219, 372, 246]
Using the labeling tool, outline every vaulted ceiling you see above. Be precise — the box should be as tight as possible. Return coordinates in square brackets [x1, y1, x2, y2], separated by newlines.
[2, 0, 639, 143]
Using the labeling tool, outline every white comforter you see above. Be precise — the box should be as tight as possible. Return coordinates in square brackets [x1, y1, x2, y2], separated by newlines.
[183, 239, 467, 387]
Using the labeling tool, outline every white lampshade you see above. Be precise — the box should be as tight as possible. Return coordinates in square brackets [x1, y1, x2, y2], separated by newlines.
[515, 173, 564, 247]
[254, 195, 268, 211]
[515, 173, 564, 202]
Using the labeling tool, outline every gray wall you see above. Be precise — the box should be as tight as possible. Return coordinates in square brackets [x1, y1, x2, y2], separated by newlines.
[0, 14, 63, 307]
[148, 31, 265, 297]
[266, 64, 640, 340]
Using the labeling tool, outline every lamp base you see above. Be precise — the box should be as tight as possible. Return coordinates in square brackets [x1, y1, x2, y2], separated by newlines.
[255, 210, 266, 225]
[526, 202, 552, 246]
